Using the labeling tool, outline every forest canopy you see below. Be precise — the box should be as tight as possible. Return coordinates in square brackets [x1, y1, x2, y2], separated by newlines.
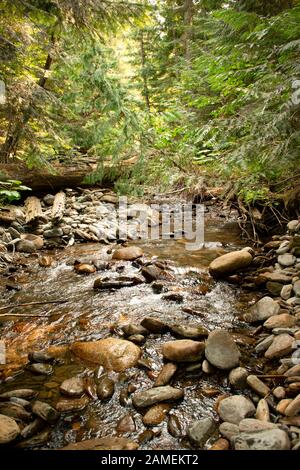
[0, 0, 299, 202]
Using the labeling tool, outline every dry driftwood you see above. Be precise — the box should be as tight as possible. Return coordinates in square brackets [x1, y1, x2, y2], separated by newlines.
[24, 196, 46, 225]
[51, 191, 65, 224]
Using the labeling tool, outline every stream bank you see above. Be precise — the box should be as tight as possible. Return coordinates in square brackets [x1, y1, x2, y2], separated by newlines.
[0, 188, 299, 451]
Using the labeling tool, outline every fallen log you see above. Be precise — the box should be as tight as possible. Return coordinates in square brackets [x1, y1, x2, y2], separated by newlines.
[51, 191, 65, 224]
[24, 196, 46, 225]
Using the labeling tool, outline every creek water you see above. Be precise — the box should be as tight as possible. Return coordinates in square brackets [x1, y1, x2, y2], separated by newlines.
[0, 217, 260, 450]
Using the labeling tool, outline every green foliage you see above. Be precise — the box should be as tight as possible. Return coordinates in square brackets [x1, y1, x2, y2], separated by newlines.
[0, 174, 31, 205]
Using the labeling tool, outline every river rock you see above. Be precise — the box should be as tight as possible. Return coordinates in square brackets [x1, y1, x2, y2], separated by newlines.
[142, 403, 172, 425]
[61, 437, 139, 450]
[244, 297, 280, 323]
[267, 282, 286, 296]
[59, 377, 85, 397]
[209, 249, 252, 278]
[229, 367, 248, 389]
[246, 375, 270, 397]
[284, 364, 300, 377]
[0, 414, 20, 444]
[168, 414, 182, 438]
[132, 386, 184, 409]
[155, 363, 177, 386]
[256, 398, 270, 421]
[219, 422, 239, 440]
[0, 402, 32, 422]
[141, 265, 163, 282]
[162, 340, 205, 362]
[127, 334, 145, 345]
[116, 414, 136, 433]
[293, 280, 300, 297]
[70, 338, 141, 371]
[96, 375, 115, 400]
[233, 428, 290, 450]
[27, 363, 53, 375]
[288, 220, 300, 233]
[205, 330, 240, 370]
[74, 263, 96, 274]
[239, 418, 276, 433]
[208, 438, 230, 451]
[16, 429, 51, 449]
[255, 335, 274, 354]
[218, 395, 256, 424]
[16, 239, 36, 253]
[264, 314, 296, 330]
[112, 246, 143, 261]
[140, 317, 168, 333]
[56, 396, 89, 412]
[284, 394, 300, 417]
[259, 271, 292, 283]
[169, 324, 209, 339]
[32, 400, 60, 423]
[281, 284, 293, 300]
[121, 324, 149, 336]
[43, 194, 55, 205]
[20, 418, 45, 439]
[265, 334, 294, 359]
[44, 228, 63, 238]
[187, 417, 217, 448]
[0, 389, 38, 400]
[28, 351, 55, 363]
[278, 254, 296, 267]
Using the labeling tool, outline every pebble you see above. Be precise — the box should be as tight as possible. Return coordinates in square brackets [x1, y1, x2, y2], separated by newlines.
[265, 334, 294, 359]
[229, 367, 248, 389]
[167, 414, 182, 438]
[162, 340, 205, 362]
[116, 414, 136, 433]
[0, 414, 20, 444]
[59, 377, 85, 397]
[218, 395, 256, 424]
[205, 330, 240, 370]
[255, 398, 270, 422]
[187, 417, 217, 447]
[96, 376, 115, 400]
[219, 422, 239, 440]
[32, 400, 60, 423]
[273, 386, 286, 400]
[142, 403, 172, 426]
[154, 363, 177, 386]
[246, 375, 270, 397]
[132, 386, 184, 409]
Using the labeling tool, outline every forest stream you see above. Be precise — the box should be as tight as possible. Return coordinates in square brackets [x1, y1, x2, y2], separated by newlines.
[0, 205, 260, 450]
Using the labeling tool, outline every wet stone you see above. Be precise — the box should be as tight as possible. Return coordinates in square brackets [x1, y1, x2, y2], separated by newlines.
[162, 339, 205, 363]
[127, 334, 146, 345]
[244, 297, 280, 323]
[27, 363, 53, 376]
[20, 418, 45, 439]
[246, 375, 270, 397]
[28, 351, 55, 363]
[167, 414, 182, 438]
[0, 389, 38, 400]
[116, 414, 136, 433]
[59, 377, 85, 397]
[132, 386, 184, 409]
[0, 414, 20, 444]
[32, 400, 60, 424]
[96, 376, 115, 401]
[0, 402, 32, 422]
[140, 317, 168, 333]
[187, 417, 217, 448]
[56, 396, 89, 412]
[121, 324, 149, 337]
[169, 324, 209, 339]
[142, 403, 172, 426]
[154, 363, 177, 387]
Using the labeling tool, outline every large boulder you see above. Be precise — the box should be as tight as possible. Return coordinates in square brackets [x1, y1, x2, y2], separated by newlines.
[112, 246, 143, 261]
[162, 340, 205, 363]
[70, 338, 141, 371]
[209, 249, 253, 278]
[205, 330, 240, 370]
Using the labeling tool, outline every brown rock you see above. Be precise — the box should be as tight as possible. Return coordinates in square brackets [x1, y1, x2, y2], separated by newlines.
[61, 437, 139, 450]
[162, 340, 205, 362]
[263, 314, 296, 330]
[265, 334, 294, 359]
[112, 246, 143, 261]
[70, 338, 141, 372]
[208, 438, 229, 450]
[209, 250, 252, 278]
[142, 403, 172, 426]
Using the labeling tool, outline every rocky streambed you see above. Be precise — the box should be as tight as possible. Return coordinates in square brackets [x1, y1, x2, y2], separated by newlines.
[0, 188, 300, 451]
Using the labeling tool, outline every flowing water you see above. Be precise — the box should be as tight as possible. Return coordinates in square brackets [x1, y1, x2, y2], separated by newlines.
[0, 218, 259, 450]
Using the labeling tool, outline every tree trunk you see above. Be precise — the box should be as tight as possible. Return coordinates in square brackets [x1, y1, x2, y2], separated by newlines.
[182, 0, 194, 61]
[140, 32, 151, 113]
[0, 35, 56, 163]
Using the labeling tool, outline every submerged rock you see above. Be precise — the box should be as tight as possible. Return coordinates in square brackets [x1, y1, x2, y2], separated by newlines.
[70, 338, 141, 371]
[96, 376, 115, 400]
[59, 377, 85, 397]
[205, 330, 240, 370]
[61, 437, 139, 450]
[142, 403, 172, 425]
[209, 249, 253, 278]
[132, 386, 184, 409]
